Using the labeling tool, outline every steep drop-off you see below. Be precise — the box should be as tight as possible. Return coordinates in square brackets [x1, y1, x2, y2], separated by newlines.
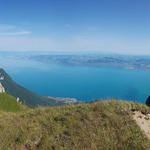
[0, 68, 65, 106]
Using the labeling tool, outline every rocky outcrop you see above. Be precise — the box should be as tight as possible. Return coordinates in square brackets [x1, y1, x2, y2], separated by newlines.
[0, 82, 5, 93]
[146, 96, 150, 107]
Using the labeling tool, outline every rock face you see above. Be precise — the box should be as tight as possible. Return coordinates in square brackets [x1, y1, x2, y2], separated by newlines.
[0, 82, 5, 93]
[146, 96, 150, 106]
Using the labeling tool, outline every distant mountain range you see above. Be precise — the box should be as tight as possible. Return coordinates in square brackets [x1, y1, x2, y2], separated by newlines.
[28, 54, 150, 71]
[0, 68, 77, 106]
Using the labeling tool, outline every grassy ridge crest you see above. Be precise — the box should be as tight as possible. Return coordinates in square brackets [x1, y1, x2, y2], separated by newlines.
[0, 99, 150, 149]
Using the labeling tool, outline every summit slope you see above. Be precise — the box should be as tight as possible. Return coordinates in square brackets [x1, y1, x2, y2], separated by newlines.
[0, 100, 150, 150]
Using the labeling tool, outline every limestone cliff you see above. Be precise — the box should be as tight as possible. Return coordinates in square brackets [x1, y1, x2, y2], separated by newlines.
[0, 82, 5, 93]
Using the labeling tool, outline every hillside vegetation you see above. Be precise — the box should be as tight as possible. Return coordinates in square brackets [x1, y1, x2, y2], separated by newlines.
[0, 93, 28, 112]
[0, 97, 150, 150]
[0, 68, 65, 106]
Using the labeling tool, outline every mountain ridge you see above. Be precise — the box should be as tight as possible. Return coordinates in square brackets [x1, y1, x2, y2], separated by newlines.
[0, 68, 70, 106]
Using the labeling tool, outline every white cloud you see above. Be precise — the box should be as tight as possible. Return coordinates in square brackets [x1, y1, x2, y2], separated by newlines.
[0, 37, 53, 51]
[0, 24, 31, 36]
[0, 31, 31, 36]
[0, 27, 150, 54]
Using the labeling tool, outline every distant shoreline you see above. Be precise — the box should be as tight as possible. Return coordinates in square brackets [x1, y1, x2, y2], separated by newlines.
[47, 96, 78, 104]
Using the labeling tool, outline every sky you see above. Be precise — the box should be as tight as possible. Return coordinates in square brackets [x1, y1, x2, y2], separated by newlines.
[0, 0, 150, 54]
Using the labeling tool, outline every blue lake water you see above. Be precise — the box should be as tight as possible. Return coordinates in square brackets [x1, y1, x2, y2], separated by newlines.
[0, 54, 150, 103]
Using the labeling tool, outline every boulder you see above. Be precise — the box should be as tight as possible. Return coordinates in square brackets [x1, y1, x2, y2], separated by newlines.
[146, 96, 150, 106]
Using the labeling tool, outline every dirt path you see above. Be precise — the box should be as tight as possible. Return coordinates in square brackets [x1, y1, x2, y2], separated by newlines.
[133, 111, 150, 139]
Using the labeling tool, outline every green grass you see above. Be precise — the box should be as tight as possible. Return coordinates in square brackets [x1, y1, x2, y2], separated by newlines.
[0, 93, 28, 112]
[0, 99, 150, 149]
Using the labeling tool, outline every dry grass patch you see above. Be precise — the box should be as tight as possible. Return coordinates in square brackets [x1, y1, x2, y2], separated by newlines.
[0, 100, 150, 150]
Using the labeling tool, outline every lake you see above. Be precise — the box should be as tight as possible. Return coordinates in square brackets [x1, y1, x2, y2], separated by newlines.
[0, 54, 150, 103]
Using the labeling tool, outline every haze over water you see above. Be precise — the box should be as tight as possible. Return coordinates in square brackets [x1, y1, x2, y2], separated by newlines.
[0, 53, 150, 104]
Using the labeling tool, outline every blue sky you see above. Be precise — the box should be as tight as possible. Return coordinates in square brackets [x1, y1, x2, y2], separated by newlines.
[0, 0, 150, 54]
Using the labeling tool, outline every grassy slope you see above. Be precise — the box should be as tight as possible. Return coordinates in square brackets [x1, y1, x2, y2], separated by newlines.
[0, 100, 150, 150]
[0, 93, 28, 112]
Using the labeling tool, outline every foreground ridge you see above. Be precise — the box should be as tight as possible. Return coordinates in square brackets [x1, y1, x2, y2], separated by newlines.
[0, 98, 150, 150]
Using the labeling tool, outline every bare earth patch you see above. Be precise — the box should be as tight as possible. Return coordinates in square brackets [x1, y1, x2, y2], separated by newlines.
[133, 111, 150, 139]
